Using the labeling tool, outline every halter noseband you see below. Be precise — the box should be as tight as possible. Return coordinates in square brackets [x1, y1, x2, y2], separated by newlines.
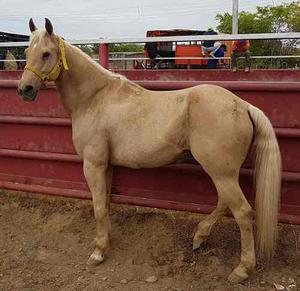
[24, 37, 69, 82]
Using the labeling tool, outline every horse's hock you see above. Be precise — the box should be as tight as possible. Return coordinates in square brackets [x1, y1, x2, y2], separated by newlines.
[0, 69, 300, 224]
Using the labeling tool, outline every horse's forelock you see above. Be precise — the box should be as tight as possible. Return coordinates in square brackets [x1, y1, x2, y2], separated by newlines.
[29, 31, 41, 46]
[29, 30, 50, 46]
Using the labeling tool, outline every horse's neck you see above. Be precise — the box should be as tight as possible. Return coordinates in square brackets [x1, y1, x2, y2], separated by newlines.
[55, 43, 112, 115]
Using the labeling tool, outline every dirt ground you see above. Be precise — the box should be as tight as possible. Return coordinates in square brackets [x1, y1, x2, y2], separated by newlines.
[0, 190, 299, 291]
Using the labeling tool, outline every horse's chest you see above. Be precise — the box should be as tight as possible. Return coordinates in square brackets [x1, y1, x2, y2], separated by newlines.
[71, 115, 106, 158]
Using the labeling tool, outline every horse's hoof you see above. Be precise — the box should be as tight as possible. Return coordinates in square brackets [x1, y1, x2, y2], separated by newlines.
[192, 235, 206, 251]
[227, 267, 248, 283]
[87, 252, 104, 266]
[192, 239, 202, 251]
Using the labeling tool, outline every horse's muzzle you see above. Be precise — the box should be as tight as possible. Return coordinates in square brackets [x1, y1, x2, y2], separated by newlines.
[17, 85, 38, 102]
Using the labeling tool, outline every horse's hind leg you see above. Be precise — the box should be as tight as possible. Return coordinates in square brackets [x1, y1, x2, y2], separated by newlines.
[211, 176, 255, 282]
[192, 174, 255, 283]
[193, 168, 255, 282]
[189, 130, 255, 281]
[193, 199, 227, 250]
[188, 89, 256, 282]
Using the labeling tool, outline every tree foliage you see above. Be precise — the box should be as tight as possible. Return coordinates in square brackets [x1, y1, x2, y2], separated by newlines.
[77, 45, 95, 56]
[77, 43, 144, 57]
[215, 2, 300, 58]
[108, 44, 144, 53]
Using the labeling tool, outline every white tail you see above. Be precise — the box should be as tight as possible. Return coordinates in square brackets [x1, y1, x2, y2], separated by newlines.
[248, 105, 281, 262]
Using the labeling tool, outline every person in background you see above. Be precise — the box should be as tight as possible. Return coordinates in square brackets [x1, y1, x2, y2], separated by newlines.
[231, 39, 251, 72]
[202, 27, 218, 56]
[144, 42, 158, 69]
[207, 44, 226, 69]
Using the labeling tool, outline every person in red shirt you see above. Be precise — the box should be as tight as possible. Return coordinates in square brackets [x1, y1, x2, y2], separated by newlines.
[231, 39, 251, 72]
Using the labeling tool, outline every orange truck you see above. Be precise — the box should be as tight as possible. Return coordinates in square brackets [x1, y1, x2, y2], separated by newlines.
[144, 29, 232, 69]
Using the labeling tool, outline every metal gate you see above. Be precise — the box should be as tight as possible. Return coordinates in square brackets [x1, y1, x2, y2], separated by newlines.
[0, 69, 300, 224]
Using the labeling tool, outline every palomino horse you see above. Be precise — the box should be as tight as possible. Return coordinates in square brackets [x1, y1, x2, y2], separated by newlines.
[18, 19, 281, 283]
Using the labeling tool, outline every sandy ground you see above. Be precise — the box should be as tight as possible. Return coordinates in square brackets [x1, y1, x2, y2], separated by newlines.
[0, 190, 299, 291]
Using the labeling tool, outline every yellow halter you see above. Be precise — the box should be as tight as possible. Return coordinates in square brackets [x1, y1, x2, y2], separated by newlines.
[24, 37, 69, 81]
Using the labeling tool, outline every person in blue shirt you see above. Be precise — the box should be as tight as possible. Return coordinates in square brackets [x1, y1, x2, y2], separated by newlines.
[202, 27, 218, 56]
[207, 44, 226, 69]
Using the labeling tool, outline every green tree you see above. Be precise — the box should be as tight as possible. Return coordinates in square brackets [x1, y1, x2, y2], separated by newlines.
[215, 2, 300, 61]
[108, 44, 144, 53]
[79, 43, 144, 56]
[77, 45, 95, 56]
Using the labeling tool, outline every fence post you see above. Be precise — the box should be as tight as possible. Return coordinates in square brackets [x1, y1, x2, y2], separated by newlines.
[232, 0, 239, 34]
[99, 43, 109, 69]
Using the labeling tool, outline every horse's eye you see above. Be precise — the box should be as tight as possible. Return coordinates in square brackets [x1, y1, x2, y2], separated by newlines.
[42, 52, 50, 59]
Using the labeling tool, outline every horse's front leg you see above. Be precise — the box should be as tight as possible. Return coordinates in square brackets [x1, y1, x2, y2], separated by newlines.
[83, 159, 110, 265]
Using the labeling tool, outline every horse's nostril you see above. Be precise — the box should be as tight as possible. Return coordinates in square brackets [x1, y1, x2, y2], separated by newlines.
[24, 85, 34, 94]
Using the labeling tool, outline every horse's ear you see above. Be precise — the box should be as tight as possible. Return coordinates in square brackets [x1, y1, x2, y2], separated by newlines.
[29, 18, 37, 33]
[45, 18, 53, 35]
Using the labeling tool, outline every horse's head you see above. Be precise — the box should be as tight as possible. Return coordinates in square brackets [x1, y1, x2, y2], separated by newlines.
[18, 18, 65, 101]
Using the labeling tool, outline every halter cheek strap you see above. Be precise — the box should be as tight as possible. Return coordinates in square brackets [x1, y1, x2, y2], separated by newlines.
[24, 37, 69, 82]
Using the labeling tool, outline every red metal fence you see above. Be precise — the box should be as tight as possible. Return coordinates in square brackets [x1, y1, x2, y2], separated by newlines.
[0, 69, 300, 224]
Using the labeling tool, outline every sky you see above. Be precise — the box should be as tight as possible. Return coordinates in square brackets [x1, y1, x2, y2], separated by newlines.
[0, 0, 294, 39]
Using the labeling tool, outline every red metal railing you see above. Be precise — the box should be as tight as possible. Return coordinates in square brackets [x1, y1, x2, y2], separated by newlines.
[0, 70, 300, 224]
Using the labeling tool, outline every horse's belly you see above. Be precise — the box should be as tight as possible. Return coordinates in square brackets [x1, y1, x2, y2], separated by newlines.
[110, 141, 183, 169]
[107, 93, 190, 168]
